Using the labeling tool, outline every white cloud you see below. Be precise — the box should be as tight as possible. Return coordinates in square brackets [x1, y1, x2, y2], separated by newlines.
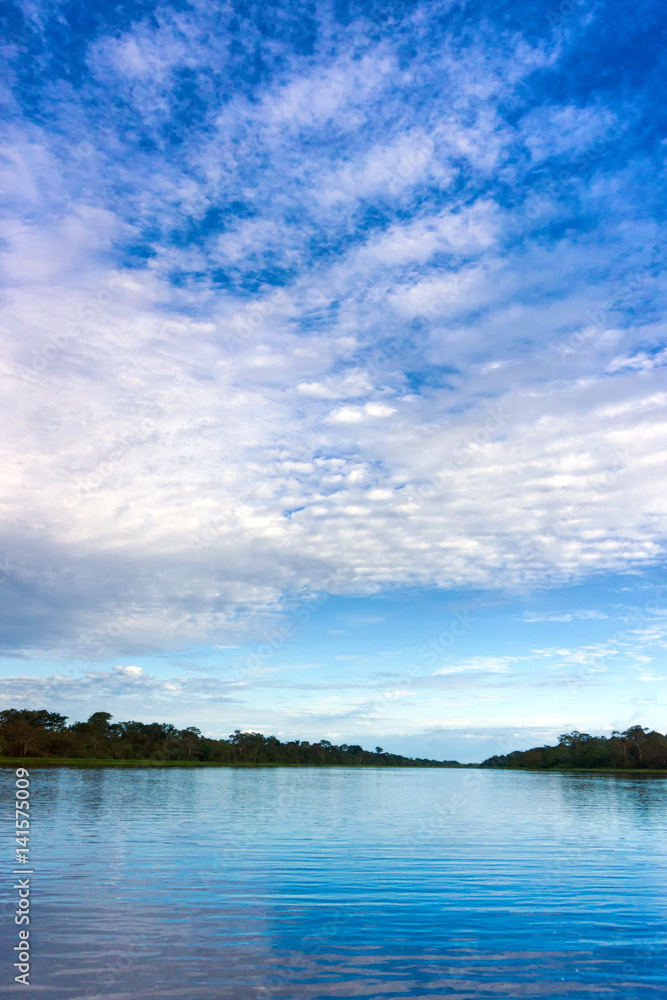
[296, 370, 374, 399]
[1, 3, 667, 668]
[3, 215, 667, 659]
[260, 53, 396, 132]
[521, 104, 621, 161]
[607, 348, 667, 373]
[522, 610, 610, 622]
[0, 664, 221, 705]
[327, 402, 396, 423]
[435, 657, 514, 676]
[356, 201, 499, 267]
[318, 130, 448, 205]
[388, 267, 485, 318]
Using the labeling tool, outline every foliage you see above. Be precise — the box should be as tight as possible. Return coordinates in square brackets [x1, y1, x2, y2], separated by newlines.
[0, 708, 462, 766]
[481, 726, 667, 770]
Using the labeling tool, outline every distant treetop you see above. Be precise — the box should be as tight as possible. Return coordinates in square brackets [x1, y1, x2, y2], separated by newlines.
[482, 728, 667, 770]
[0, 708, 463, 767]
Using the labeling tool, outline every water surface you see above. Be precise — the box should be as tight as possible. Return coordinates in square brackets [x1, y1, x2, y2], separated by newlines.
[1, 766, 666, 998]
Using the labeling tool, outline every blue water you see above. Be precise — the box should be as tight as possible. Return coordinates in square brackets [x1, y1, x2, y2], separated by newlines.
[1, 766, 666, 998]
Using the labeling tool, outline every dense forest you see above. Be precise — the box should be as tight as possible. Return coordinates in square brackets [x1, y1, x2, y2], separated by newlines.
[482, 727, 667, 770]
[0, 708, 462, 766]
[3, 711, 664, 769]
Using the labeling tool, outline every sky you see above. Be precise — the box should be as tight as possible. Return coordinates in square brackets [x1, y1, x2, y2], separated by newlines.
[1, 0, 666, 762]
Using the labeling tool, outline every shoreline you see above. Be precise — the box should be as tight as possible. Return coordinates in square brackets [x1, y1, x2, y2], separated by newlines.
[0, 756, 467, 769]
[1, 757, 666, 772]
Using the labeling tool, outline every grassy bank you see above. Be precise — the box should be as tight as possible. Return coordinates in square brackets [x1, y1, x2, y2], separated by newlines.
[0, 756, 464, 769]
[2, 758, 665, 772]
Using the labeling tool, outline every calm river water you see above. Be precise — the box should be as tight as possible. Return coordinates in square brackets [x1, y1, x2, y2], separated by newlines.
[1, 766, 666, 998]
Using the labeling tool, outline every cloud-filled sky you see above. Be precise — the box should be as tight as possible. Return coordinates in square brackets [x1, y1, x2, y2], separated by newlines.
[1, 0, 666, 760]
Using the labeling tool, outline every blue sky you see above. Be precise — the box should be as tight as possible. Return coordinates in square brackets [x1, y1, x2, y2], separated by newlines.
[1, 0, 666, 761]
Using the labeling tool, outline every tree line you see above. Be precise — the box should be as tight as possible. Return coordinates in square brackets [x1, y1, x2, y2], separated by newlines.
[481, 727, 667, 770]
[0, 708, 462, 766]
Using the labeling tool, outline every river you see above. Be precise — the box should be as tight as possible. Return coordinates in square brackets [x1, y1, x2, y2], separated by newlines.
[2, 765, 666, 997]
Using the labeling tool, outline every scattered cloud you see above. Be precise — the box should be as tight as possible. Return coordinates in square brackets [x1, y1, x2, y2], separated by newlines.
[1, 0, 666, 745]
[434, 656, 515, 676]
[522, 610, 610, 622]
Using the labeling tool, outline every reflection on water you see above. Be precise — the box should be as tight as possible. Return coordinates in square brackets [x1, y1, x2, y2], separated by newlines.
[1, 767, 666, 998]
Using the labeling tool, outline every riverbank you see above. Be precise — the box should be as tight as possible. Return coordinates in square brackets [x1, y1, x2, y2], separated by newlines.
[3, 757, 666, 772]
[0, 756, 468, 768]
[4, 758, 666, 772]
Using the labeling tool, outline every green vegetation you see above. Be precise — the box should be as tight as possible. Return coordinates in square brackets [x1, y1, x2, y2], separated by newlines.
[481, 727, 667, 770]
[0, 709, 462, 767]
